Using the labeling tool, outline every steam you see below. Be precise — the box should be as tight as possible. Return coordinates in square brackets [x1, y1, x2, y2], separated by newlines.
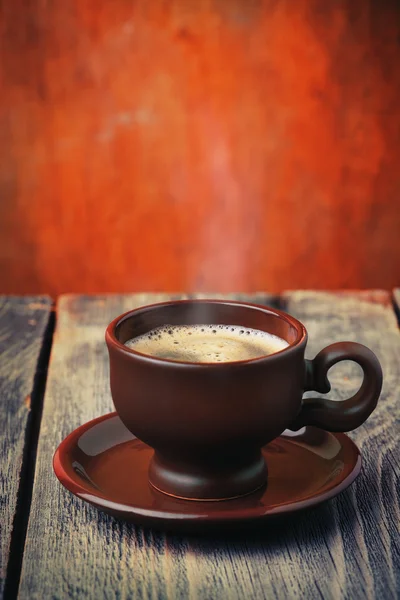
[187, 115, 261, 292]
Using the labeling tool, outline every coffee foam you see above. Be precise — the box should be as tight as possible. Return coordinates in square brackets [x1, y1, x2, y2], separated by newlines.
[124, 324, 289, 363]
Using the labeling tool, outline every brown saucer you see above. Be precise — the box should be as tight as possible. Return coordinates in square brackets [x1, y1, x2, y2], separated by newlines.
[53, 413, 361, 531]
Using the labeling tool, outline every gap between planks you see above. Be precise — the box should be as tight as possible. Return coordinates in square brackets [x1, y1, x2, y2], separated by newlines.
[3, 304, 55, 600]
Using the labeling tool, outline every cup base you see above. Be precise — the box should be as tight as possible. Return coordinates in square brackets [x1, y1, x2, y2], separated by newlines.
[148, 451, 268, 501]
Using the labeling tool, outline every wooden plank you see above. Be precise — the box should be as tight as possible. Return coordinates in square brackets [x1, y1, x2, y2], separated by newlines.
[19, 292, 399, 600]
[283, 290, 400, 600]
[0, 296, 53, 600]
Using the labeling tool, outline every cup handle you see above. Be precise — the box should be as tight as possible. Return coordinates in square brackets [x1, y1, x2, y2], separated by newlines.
[290, 342, 383, 432]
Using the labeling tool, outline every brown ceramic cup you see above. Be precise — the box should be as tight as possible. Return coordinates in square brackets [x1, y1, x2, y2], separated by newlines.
[105, 300, 382, 501]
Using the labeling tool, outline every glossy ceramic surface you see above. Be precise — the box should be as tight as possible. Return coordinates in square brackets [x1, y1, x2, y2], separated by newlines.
[105, 299, 380, 500]
[54, 413, 361, 531]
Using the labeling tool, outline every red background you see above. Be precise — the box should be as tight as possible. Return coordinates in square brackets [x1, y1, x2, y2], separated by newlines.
[1, 0, 399, 295]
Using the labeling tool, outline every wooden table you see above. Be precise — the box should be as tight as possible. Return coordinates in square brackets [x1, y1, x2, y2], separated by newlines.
[1, 292, 399, 600]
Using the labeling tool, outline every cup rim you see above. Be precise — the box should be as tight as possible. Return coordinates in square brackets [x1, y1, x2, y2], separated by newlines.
[105, 299, 307, 367]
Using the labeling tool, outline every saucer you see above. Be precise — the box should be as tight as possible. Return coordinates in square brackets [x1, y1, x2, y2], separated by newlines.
[54, 413, 361, 531]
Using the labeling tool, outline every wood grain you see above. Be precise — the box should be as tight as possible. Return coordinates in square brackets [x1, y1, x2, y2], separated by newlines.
[0, 296, 53, 599]
[1, 0, 400, 296]
[18, 292, 399, 599]
[283, 290, 400, 600]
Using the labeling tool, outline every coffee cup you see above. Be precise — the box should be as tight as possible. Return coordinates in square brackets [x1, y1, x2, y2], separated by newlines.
[106, 300, 382, 501]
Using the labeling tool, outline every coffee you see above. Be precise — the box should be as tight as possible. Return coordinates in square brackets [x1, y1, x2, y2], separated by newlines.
[124, 324, 289, 363]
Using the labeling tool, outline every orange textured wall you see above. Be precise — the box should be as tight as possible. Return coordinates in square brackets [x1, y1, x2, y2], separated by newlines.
[1, 0, 400, 295]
